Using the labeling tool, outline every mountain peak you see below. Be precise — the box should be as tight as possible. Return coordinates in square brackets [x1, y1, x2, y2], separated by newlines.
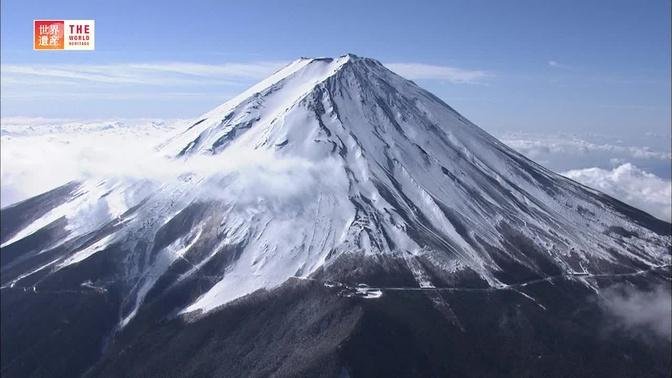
[160, 54, 391, 157]
[338, 52, 376, 64]
[342, 52, 360, 59]
[290, 53, 383, 73]
[298, 53, 369, 61]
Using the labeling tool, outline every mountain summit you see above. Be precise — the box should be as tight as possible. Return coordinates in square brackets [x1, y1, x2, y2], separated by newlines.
[2, 55, 670, 377]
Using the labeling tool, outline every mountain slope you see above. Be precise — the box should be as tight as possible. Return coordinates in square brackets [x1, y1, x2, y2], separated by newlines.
[1, 54, 670, 377]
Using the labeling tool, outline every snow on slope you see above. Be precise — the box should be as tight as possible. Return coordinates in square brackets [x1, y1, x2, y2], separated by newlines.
[1, 55, 669, 323]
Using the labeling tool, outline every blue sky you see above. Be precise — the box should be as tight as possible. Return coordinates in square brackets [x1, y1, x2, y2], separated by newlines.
[1, 0, 670, 137]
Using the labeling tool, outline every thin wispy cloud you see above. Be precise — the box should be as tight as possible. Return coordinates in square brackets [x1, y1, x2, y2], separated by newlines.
[547, 60, 571, 69]
[1, 60, 492, 108]
[2, 61, 491, 87]
[129, 62, 286, 78]
[1, 61, 287, 86]
[384, 63, 491, 84]
[1, 92, 237, 101]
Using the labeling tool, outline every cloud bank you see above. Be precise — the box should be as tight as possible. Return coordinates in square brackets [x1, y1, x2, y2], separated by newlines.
[1, 118, 182, 206]
[3, 119, 670, 227]
[0, 118, 347, 213]
[563, 164, 671, 221]
[500, 132, 671, 221]
[500, 132, 671, 163]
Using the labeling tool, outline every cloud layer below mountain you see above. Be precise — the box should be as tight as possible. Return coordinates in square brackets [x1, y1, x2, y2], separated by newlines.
[2, 119, 670, 224]
[563, 164, 671, 221]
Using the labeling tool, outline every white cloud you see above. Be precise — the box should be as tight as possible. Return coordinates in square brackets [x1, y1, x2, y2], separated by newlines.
[0, 118, 347, 212]
[128, 62, 285, 79]
[547, 60, 571, 69]
[0, 118, 184, 206]
[601, 285, 671, 340]
[3, 122, 670, 227]
[499, 132, 672, 183]
[384, 63, 490, 84]
[563, 163, 671, 221]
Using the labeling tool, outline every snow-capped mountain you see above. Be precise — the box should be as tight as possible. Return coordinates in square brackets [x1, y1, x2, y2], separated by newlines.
[2, 54, 670, 377]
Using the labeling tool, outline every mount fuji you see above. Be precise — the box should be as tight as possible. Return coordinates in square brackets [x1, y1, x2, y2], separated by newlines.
[1, 54, 670, 377]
